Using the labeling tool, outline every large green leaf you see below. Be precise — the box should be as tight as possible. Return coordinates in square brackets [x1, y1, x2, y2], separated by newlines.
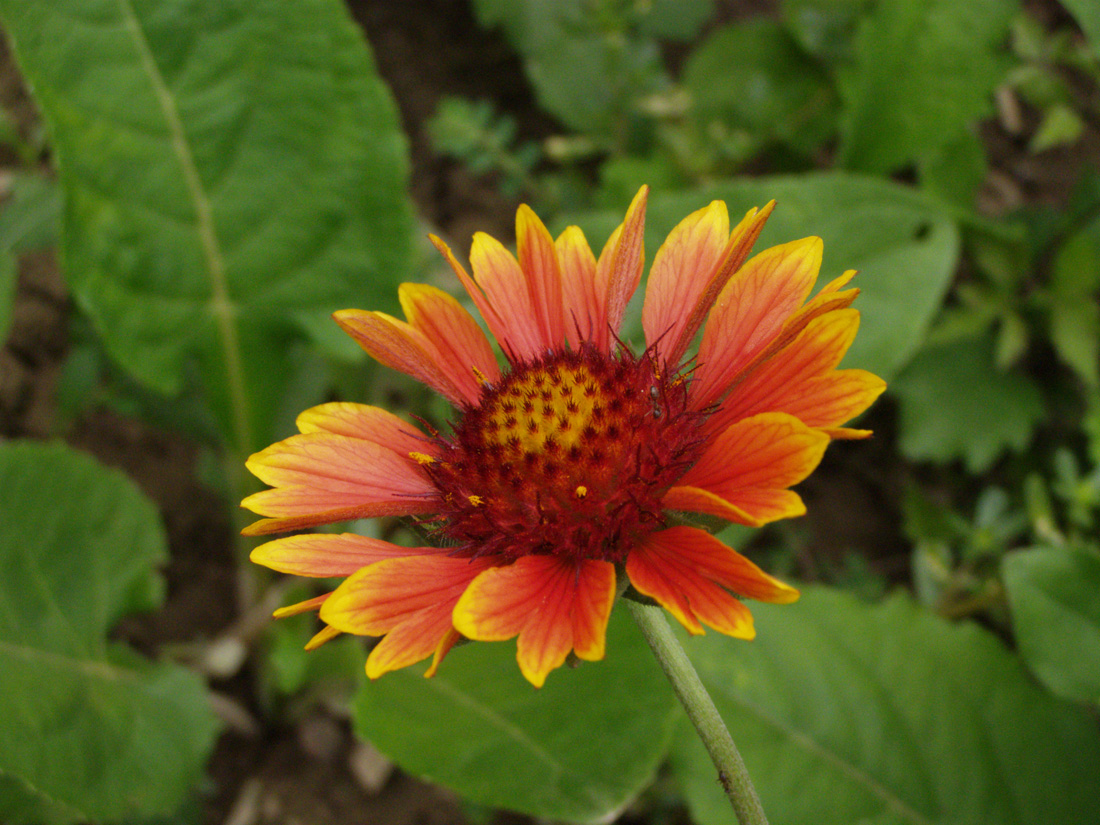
[837, 0, 1017, 173]
[683, 19, 838, 156]
[0, 442, 219, 824]
[671, 586, 1100, 825]
[891, 334, 1045, 472]
[471, 0, 667, 136]
[1003, 544, 1100, 703]
[566, 173, 959, 380]
[354, 609, 677, 823]
[0, 775, 80, 825]
[0, 0, 413, 452]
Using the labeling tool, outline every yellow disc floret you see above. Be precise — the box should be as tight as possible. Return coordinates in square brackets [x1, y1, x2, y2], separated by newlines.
[483, 364, 600, 455]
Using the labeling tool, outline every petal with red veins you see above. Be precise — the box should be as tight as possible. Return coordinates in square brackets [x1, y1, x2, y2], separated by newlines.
[557, 226, 602, 348]
[430, 234, 519, 361]
[643, 200, 729, 356]
[469, 232, 544, 359]
[627, 526, 798, 636]
[251, 533, 443, 578]
[453, 556, 616, 687]
[333, 309, 467, 405]
[320, 554, 497, 678]
[668, 412, 828, 526]
[693, 237, 822, 409]
[709, 309, 886, 436]
[662, 484, 791, 527]
[643, 201, 774, 365]
[296, 402, 436, 457]
[516, 204, 565, 349]
[399, 283, 500, 404]
[242, 432, 437, 525]
[601, 186, 648, 343]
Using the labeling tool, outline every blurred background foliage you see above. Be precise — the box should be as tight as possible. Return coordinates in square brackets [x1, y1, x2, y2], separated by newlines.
[1, 0, 1099, 823]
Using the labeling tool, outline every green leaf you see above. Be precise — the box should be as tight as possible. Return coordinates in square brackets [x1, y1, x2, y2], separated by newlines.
[0, 774, 81, 825]
[0, 441, 219, 823]
[837, 0, 1017, 173]
[0, 172, 61, 253]
[892, 334, 1045, 472]
[683, 19, 838, 155]
[637, 0, 715, 41]
[470, 0, 666, 136]
[1050, 298, 1100, 388]
[0, 0, 413, 452]
[671, 586, 1100, 825]
[919, 129, 989, 211]
[781, 0, 871, 64]
[994, 311, 1029, 370]
[354, 609, 677, 823]
[565, 172, 959, 379]
[1029, 102, 1085, 152]
[1061, 0, 1100, 47]
[1003, 545, 1100, 703]
[1050, 213, 1100, 387]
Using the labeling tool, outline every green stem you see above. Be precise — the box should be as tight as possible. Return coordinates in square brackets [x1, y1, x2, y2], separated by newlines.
[626, 599, 770, 825]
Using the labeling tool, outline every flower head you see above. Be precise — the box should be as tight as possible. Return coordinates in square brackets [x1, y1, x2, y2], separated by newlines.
[244, 187, 885, 687]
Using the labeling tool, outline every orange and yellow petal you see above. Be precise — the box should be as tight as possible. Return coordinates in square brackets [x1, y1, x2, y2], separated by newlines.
[469, 231, 545, 360]
[693, 237, 823, 409]
[365, 612, 461, 679]
[398, 283, 500, 404]
[296, 402, 436, 456]
[272, 592, 330, 619]
[305, 624, 342, 650]
[599, 185, 648, 344]
[557, 225, 603, 348]
[642, 200, 729, 356]
[320, 554, 496, 678]
[334, 308, 469, 406]
[251, 532, 443, 578]
[241, 433, 438, 535]
[662, 485, 783, 527]
[516, 204, 566, 349]
[708, 309, 886, 437]
[667, 412, 829, 526]
[626, 526, 798, 636]
[642, 200, 774, 365]
[243, 433, 435, 514]
[241, 506, 433, 537]
[452, 556, 616, 688]
[430, 233, 519, 360]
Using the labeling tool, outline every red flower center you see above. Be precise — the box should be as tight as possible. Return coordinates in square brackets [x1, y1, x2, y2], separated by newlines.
[422, 345, 705, 564]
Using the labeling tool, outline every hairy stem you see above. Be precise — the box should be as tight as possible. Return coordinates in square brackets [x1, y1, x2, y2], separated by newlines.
[627, 599, 770, 825]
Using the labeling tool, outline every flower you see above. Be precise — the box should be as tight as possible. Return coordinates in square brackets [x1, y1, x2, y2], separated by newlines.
[243, 187, 885, 687]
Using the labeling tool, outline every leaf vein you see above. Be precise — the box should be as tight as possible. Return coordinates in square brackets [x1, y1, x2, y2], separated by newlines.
[116, 0, 252, 453]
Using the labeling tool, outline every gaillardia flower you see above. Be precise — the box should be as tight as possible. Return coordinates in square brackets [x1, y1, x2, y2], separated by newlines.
[244, 187, 885, 687]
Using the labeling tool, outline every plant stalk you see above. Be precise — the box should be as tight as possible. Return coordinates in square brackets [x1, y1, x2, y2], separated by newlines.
[626, 599, 770, 825]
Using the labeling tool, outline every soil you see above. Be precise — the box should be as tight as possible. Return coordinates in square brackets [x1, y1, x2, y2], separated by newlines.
[1, 1, 1097, 824]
